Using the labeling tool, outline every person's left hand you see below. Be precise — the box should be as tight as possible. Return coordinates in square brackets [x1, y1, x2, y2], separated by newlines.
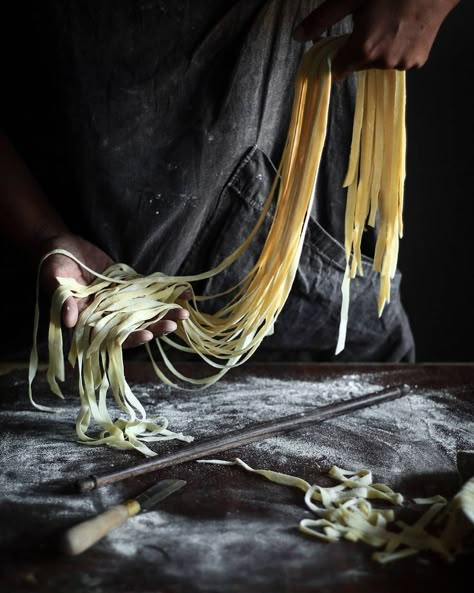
[293, 0, 460, 79]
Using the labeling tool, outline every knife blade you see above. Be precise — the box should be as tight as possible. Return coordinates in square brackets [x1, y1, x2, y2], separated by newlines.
[63, 478, 186, 555]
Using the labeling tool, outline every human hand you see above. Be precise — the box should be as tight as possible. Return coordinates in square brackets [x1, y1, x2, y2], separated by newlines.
[293, 0, 459, 78]
[39, 233, 189, 348]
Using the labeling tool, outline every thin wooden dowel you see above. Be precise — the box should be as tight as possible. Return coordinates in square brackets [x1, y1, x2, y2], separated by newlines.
[77, 384, 411, 492]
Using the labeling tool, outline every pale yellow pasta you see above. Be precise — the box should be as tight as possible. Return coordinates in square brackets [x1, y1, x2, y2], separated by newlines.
[29, 37, 407, 454]
[199, 459, 471, 563]
[336, 66, 406, 353]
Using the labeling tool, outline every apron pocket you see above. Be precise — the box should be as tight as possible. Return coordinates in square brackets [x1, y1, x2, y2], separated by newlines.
[178, 145, 275, 298]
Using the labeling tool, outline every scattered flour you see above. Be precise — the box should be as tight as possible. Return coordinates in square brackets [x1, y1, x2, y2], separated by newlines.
[1, 368, 472, 592]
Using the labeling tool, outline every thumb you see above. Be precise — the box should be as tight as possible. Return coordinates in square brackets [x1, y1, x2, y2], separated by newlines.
[293, 0, 362, 41]
[62, 296, 79, 328]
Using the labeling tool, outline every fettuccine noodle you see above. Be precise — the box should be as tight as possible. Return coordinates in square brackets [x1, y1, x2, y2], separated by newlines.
[199, 458, 471, 563]
[29, 37, 406, 454]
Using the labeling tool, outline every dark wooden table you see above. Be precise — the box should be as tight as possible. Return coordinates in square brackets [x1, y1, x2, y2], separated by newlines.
[0, 362, 473, 593]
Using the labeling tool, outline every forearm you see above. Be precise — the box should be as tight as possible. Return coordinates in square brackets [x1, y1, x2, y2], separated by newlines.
[0, 130, 70, 260]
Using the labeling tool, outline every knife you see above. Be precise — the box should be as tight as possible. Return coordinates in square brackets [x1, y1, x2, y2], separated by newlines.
[63, 478, 186, 555]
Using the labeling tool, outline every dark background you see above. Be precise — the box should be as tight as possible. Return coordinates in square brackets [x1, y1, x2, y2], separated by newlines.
[399, 0, 474, 361]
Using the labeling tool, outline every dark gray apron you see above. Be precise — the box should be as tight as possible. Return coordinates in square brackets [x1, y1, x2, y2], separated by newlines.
[0, 0, 414, 361]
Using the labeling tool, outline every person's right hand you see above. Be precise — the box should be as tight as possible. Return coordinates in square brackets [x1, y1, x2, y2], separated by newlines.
[293, 0, 460, 79]
[39, 233, 189, 348]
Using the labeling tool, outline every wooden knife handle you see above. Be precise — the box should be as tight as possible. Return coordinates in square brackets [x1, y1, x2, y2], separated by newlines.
[62, 500, 140, 555]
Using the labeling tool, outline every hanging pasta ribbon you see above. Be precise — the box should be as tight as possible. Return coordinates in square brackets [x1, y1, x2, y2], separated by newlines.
[29, 37, 406, 455]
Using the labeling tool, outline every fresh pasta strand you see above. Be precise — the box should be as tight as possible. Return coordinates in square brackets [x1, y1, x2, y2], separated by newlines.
[29, 37, 406, 454]
[336, 66, 406, 353]
[199, 458, 472, 563]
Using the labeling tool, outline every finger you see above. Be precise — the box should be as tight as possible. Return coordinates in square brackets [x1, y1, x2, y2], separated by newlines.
[331, 37, 412, 80]
[75, 294, 92, 316]
[178, 288, 192, 301]
[331, 32, 372, 79]
[331, 50, 365, 80]
[62, 297, 79, 328]
[122, 319, 179, 350]
[62, 294, 92, 328]
[293, 0, 361, 41]
[163, 308, 190, 322]
[123, 330, 154, 350]
[147, 319, 178, 337]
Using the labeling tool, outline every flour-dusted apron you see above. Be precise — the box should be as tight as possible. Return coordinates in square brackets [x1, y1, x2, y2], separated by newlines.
[0, 0, 414, 361]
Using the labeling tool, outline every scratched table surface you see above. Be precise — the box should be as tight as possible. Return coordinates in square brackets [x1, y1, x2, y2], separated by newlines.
[0, 362, 473, 593]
